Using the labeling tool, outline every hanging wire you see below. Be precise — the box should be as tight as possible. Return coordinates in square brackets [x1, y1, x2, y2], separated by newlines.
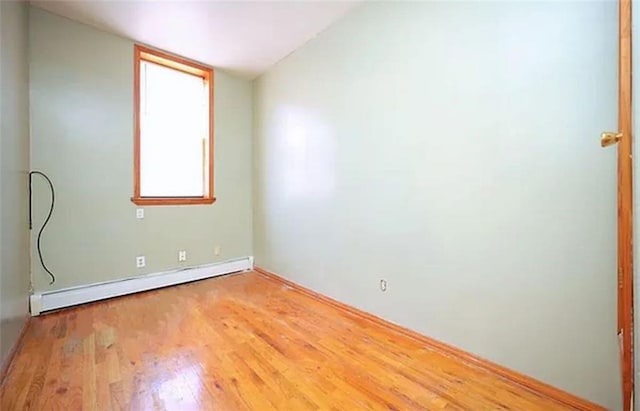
[29, 171, 56, 285]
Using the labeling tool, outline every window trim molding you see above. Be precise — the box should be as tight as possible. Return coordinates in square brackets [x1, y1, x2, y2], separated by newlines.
[131, 44, 215, 206]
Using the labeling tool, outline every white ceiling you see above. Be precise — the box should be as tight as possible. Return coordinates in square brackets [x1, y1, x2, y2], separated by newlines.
[30, 0, 362, 79]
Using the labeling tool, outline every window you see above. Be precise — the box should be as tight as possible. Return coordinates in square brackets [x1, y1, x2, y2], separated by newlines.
[132, 45, 214, 206]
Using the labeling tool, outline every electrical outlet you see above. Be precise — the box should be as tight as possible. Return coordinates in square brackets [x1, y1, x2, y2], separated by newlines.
[178, 250, 187, 262]
[380, 279, 387, 292]
[136, 256, 146, 268]
[136, 208, 144, 219]
[214, 245, 221, 256]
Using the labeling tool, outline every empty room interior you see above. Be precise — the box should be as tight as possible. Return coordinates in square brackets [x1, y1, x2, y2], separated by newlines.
[1, 0, 638, 410]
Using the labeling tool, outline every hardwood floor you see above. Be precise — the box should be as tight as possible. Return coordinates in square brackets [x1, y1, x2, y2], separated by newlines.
[0, 271, 597, 410]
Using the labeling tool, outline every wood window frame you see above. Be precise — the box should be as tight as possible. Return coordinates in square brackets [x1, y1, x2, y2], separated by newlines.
[131, 44, 215, 206]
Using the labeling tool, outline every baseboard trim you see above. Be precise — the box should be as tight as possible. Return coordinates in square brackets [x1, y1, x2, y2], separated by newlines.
[254, 266, 605, 411]
[31, 257, 253, 315]
[0, 316, 31, 387]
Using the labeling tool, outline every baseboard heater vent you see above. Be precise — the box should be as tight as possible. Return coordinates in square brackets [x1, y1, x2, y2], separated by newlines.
[30, 256, 253, 316]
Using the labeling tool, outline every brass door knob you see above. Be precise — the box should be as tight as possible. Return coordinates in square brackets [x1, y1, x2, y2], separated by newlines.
[601, 132, 623, 147]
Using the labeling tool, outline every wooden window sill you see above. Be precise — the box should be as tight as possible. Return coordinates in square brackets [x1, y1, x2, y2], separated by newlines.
[130, 197, 216, 206]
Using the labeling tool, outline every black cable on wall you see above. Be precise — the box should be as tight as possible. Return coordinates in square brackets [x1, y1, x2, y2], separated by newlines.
[29, 171, 56, 285]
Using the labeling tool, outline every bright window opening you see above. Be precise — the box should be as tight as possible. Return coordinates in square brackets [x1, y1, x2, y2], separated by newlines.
[132, 45, 214, 206]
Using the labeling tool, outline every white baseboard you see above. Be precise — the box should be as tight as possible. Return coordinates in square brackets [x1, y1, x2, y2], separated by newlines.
[30, 257, 253, 316]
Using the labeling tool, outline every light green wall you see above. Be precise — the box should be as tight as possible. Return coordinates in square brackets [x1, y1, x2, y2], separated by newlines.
[253, 1, 619, 408]
[0, 0, 31, 365]
[29, 8, 253, 292]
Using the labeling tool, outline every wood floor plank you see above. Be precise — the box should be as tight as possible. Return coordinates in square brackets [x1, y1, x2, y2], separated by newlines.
[0, 271, 599, 410]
